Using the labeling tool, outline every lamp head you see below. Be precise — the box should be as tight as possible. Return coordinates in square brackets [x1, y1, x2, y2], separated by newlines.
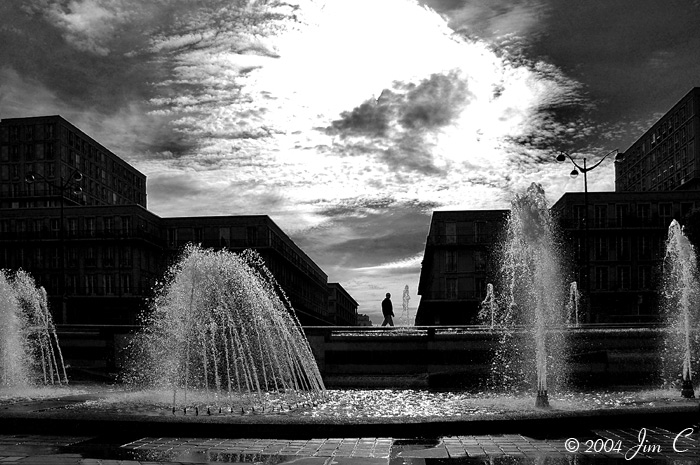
[24, 172, 36, 184]
[614, 152, 625, 162]
[569, 169, 579, 179]
[72, 186, 83, 195]
[556, 153, 567, 162]
[72, 171, 83, 182]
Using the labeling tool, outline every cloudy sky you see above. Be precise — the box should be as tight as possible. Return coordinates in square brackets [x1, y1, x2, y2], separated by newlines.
[2, 0, 700, 324]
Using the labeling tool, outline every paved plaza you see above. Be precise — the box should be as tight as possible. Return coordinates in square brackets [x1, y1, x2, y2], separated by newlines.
[0, 426, 699, 464]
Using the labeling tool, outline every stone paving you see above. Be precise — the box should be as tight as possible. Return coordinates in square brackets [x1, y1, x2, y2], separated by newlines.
[0, 427, 699, 464]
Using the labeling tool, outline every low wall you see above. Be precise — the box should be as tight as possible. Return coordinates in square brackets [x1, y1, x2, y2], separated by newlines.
[303, 326, 664, 389]
[55, 325, 666, 389]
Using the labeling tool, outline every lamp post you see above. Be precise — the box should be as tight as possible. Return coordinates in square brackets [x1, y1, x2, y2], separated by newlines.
[25, 169, 83, 324]
[556, 149, 621, 322]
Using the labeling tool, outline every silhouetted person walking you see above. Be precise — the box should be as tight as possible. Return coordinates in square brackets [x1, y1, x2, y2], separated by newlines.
[381, 292, 394, 326]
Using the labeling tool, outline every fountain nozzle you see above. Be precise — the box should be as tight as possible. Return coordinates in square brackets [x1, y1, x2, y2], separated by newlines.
[681, 378, 695, 399]
[535, 390, 550, 409]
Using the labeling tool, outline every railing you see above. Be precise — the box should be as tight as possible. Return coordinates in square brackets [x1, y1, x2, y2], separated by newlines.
[427, 234, 494, 246]
[303, 322, 666, 336]
[558, 216, 675, 229]
[0, 228, 163, 244]
[419, 290, 483, 300]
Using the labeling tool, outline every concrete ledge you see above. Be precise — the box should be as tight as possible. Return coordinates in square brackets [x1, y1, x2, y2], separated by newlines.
[1, 397, 697, 439]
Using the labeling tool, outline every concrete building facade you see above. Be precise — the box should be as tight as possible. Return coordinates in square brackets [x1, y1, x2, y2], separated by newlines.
[0, 115, 354, 327]
[552, 190, 699, 322]
[615, 87, 700, 192]
[328, 282, 359, 326]
[0, 115, 146, 209]
[415, 210, 507, 325]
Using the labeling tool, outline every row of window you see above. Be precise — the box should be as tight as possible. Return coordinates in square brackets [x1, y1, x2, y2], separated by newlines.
[0, 142, 57, 162]
[593, 265, 654, 291]
[572, 201, 694, 223]
[2, 246, 135, 269]
[444, 250, 487, 272]
[2, 123, 56, 143]
[440, 264, 656, 301]
[582, 236, 661, 261]
[65, 273, 134, 295]
[442, 276, 488, 300]
[0, 215, 134, 234]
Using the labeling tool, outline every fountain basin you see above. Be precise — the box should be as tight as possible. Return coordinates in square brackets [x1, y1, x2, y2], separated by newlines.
[1, 385, 697, 439]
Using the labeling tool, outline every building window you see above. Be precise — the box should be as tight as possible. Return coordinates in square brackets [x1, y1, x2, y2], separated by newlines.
[638, 236, 651, 260]
[105, 275, 115, 295]
[638, 266, 652, 290]
[659, 203, 672, 227]
[120, 247, 132, 267]
[446, 278, 458, 299]
[48, 247, 59, 269]
[219, 227, 230, 247]
[445, 222, 456, 244]
[68, 247, 78, 268]
[66, 275, 78, 294]
[594, 237, 608, 260]
[572, 205, 584, 227]
[616, 236, 630, 260]
[594, 205, 607, 228]
[104, 216, 113, 234]
[246, 226, 257, 246]
[615, 204, 629, 227]
[85, 275, 97, 294]
[445, 250, 458, 272]
[104, 247, 114, 267]
[194, 227, 203, 243]
[637, 204, 651, 221]
[595, 267, 609, 290]
[121, 274, 132, 294]
[167, 228, 178, 247]
[617, 266, 630, 290]
[474, 222, 486, 242]
[67, 218, 77, 236]
[85, 217, 95, 237]
[86, 247, 97, 267]
[474, 250, 486, 272]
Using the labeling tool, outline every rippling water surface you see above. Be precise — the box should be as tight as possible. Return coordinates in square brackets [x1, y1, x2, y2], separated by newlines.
[3, 385, 690, 419]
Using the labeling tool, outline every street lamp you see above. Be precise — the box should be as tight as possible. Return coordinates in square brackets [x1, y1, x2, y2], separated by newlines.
[556, 149, 621, 323]
[25, 169, 83, 323]
[556, 149, 622, 194]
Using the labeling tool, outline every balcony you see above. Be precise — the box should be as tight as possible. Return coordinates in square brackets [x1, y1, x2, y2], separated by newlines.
[0, 228, 164, 244]
[420, 290, 483, 301]
[427, 234, 494, 246]
[558, 216, 670, 230]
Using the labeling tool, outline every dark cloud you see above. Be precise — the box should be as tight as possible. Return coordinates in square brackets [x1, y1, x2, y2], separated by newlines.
[328, 70, 472, 174]
[294, 200, 436, 270]
[329, 99, 392, 137]
[529, 0, 700, 135]
[399, 72, 471, 130]
[421, 0, 700, 153]
[0, 3, 161, 112]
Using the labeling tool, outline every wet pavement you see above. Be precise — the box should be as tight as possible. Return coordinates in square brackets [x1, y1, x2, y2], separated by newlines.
[1, 426, 700, 464]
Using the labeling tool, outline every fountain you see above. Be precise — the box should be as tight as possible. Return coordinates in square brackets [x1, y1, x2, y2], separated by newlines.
[566, 282, 581, 327]
[123, 245, 325, 413]
[0, 270, 67, 387]
[661, 220, 700, 398]
[489, 183, 569, 408]
[401, 285, 411, 326]
[479, 283, 498, 328]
